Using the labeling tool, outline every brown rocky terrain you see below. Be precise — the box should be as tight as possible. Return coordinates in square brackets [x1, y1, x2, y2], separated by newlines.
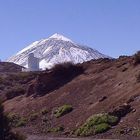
[0, 62, 23, 72]
[1, 54, 140, 139]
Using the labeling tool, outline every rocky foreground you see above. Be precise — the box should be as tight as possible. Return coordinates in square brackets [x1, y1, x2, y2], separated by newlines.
[1, 52, 140, 139]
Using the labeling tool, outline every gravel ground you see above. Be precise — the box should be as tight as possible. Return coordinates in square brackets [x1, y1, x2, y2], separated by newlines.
[27, 135, 120, 140]
[26, 135, 140, 140]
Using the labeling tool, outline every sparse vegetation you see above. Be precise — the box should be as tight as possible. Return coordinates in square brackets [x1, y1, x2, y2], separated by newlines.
[41, 109, 48, 115]
[132, 129, 140, 137]
[75, 113, 118, 136]
[8, 113, 20, 127]
[16, 118, 27, 127]
[48, 126, 64, 133]
[0, 101, 26, 140]
[8, 113, 27, 127]
[54, 105, 73, 118]
[0, 71, 39, 101]
[29, 113, 39, 121]
[94, 123, 111, 133]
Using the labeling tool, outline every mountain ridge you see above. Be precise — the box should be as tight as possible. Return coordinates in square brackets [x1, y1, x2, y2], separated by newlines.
[7, 33, 109, 70]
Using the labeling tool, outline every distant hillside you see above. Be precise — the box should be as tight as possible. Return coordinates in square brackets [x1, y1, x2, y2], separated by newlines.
[0, 62, 22, 72]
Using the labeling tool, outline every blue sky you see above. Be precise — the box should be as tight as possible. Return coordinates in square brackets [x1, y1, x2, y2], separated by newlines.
[0, 0, 140, 60]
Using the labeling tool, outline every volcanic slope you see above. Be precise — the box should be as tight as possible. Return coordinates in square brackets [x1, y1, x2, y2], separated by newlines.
[3, 55, 140, 139]
[7, 33, 109, 69]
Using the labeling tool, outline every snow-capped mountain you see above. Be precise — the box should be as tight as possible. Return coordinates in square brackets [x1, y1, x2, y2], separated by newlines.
[7, 33, 110, 70]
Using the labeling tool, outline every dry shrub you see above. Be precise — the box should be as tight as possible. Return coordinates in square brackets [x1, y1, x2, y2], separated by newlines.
[136, 72, 140, 83]
[134, 51, 140, 65]
[51, 62, 84, 78]
[35, 62, 84, 96]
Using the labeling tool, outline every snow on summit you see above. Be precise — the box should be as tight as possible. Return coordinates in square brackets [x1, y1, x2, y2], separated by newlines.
[49, 33, 73, 42]
[7, 33, 109, 70]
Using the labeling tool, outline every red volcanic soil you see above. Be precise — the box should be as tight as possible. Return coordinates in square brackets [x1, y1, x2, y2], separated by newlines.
[2, 56, 140, 139]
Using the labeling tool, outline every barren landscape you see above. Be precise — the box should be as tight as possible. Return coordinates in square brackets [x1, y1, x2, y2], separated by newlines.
[1, 52, 140, 139]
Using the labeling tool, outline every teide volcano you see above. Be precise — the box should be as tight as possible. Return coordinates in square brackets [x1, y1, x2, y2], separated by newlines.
[7, 33, 109, 70]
